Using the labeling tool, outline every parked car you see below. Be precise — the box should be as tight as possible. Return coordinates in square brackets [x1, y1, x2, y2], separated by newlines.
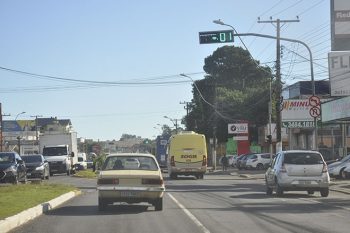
[21, 154, 50, 180]
[265, 150, 330, 197]
[327, 154, 350, 179]
[0, 152, 27, 184]
[245, 153, 273, 170]
[236, 154, 250, 170]
[97, 153, 165, 211]
[343, 164, 350, 178]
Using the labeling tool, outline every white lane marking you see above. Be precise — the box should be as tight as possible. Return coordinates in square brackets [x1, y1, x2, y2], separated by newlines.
[167, 193, 210, 233]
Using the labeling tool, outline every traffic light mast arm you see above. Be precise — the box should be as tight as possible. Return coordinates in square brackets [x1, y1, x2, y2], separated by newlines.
[234, 32, 314, 94]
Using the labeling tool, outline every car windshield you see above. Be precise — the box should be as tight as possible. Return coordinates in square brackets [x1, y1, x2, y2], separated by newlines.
[0, 153, 15, 163]
[102, 156, 158, 171]
[22, 155, 42, 163]
[78, 157, 84, 162]
[284, 152, 323, 165]
[340, 154, 350, 163]
[43, 147, 68, 156]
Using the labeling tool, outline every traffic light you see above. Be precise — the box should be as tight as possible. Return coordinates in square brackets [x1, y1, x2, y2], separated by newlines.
[199, 30, 234, 44]
[266, 135, 272, 144]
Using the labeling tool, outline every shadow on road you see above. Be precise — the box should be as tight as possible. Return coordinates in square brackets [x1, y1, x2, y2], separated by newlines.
[45, 204, 152, 216]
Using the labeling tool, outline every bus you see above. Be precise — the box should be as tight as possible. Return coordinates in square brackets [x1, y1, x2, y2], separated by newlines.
[167, 131, 207, 179]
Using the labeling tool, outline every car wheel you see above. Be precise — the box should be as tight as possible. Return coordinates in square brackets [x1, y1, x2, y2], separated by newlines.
[256, 163, 264, 170]
[276, 183, 284, 196]
[98, 198, 108, 211]
[307, 191, 314, 195]
[340, 168, 347, 179]
[49, 172, 54, 177]
[154, 198, 163, 211]
[320, 188, 329, 197]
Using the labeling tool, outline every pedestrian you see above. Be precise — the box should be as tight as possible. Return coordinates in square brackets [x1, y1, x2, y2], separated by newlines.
[222, 154, 228, 171]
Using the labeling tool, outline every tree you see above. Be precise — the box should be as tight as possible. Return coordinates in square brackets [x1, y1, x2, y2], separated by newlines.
[186, 45, 274, 143]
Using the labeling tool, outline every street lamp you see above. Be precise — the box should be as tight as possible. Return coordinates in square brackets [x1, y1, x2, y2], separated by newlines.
[15, 111, 26, 121]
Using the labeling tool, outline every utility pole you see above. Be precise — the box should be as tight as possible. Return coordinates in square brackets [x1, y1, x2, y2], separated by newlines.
[31, 115, 42, 145]
[258, 18, 300, 152]
[0, 103, 11, 152]
[180, 101, 191, 129]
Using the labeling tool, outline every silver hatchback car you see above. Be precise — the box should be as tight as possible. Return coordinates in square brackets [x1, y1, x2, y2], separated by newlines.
[265, 150, 330, 197]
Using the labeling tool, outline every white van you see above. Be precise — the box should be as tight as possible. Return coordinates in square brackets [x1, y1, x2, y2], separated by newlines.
[77, 152, 88, 170]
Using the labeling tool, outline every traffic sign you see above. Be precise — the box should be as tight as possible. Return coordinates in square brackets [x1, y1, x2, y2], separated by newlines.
[309, 106, 321, 118]
[199, 30, 234, 44]
[309, 95, 321, 106]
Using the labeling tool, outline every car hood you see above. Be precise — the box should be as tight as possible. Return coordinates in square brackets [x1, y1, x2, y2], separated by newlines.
[0, 163, 14, 171]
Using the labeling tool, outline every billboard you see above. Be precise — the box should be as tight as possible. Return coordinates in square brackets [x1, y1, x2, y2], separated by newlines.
[328, 51, 350, 96]
[321, 96, 350, 122]
[228, 123, 248, 134]
[331, 0, 350, 50]
[282, 99, 314, 128]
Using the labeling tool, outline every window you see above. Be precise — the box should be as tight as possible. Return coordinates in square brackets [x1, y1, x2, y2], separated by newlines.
[102, 156, 158, 171]
[283, 152, 323, 165]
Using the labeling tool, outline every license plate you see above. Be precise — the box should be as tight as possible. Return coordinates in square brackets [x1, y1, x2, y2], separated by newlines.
[299, 180, 311, 185]
[120, 191, 137, 197]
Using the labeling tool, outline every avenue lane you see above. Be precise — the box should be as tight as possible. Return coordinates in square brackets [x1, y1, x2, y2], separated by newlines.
[10, 173, 350, 233]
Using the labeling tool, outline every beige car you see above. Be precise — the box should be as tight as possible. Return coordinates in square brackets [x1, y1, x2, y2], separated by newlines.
[97, 153, 165, 211]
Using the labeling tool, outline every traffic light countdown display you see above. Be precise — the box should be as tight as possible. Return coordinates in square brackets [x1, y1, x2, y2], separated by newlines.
[199, 30, 234, 44]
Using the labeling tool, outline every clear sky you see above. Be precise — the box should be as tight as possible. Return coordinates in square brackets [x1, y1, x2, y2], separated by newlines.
[0, 0, 330, 141]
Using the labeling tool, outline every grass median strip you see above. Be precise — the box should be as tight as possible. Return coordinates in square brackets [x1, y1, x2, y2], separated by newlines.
[74, 170, 97, 179]
[0, 183, 76, 220]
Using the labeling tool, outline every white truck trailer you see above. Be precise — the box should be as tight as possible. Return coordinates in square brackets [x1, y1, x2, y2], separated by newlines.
[39, 132, 78, 176]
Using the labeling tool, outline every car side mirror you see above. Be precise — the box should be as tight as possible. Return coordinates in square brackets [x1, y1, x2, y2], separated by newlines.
[44, 160, 48, 163]
[18, 159, 24, 165]
[71, 152, 75, 157]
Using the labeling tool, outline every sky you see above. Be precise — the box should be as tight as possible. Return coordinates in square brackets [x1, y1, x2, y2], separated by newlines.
[0, 0, 331, 141]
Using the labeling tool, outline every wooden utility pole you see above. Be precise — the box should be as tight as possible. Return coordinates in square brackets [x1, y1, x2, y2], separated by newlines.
[258, 18, 299, 151]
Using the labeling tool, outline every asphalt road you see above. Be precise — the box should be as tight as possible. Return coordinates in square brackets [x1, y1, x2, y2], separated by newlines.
[10, 172, 350, 233]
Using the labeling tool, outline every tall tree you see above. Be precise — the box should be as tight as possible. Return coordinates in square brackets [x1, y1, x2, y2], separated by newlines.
[187, 45, 274, 143]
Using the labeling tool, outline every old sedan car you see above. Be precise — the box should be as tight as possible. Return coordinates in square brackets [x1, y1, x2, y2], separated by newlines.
[0, 152, 27, 184]
[265, 150, 330, 197]
[97, 153, 165, 211]
[21, 154, 50, 180]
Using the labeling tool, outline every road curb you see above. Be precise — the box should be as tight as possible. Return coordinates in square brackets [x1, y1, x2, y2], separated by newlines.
[0, 190, 81, 233]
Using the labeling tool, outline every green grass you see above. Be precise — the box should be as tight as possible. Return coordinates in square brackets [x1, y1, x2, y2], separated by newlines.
[74, 169, 97, 179]
[0, 183, 75, 220]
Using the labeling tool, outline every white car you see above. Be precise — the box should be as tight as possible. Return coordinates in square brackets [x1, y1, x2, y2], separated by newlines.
[265, 150, 330, 197]
[97, 153, 165, 211]
[343, 165, 350, 178]
[245, 153, 272, 170]
[328, 154, 350, 179]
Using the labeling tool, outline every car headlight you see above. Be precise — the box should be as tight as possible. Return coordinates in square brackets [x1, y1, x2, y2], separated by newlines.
[4, 166, 16, 173]
[35, 165, 45, 171]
